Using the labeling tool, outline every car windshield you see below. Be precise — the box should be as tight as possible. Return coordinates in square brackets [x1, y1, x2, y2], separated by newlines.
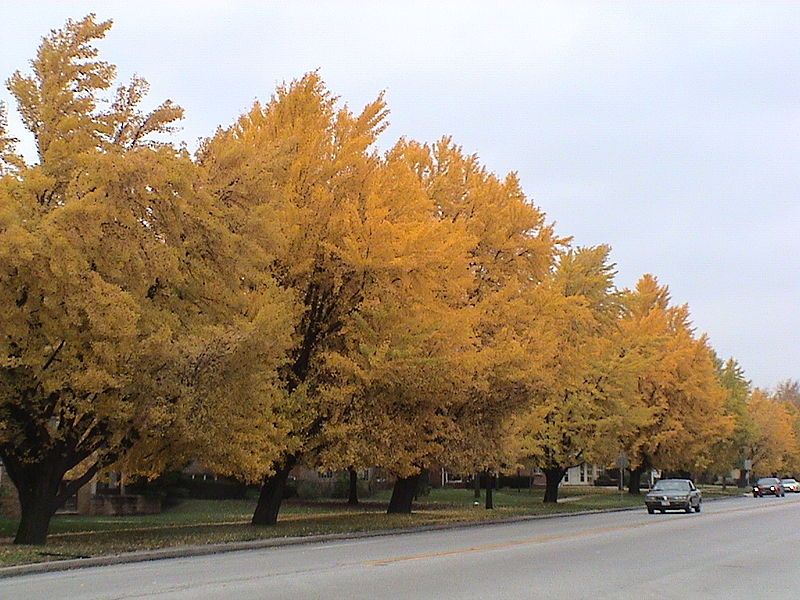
[652, 481, 690, 491]
[757, 478, 779, 485]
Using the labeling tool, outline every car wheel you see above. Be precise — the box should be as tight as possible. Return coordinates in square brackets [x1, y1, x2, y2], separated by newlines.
[659, 509, 665, 513]
[647, 507, 654, 514]
[694, 503, 701, 513]
[685, 505, 692, 514]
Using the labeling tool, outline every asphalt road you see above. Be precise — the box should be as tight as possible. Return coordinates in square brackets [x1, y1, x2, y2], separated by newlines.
[3, 493, 800, 600]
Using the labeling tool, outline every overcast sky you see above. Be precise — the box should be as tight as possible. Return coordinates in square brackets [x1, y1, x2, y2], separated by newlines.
[2, 1, 798, 389]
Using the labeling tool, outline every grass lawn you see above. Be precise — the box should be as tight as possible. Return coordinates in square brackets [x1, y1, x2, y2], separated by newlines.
[0, 484, 737, 568]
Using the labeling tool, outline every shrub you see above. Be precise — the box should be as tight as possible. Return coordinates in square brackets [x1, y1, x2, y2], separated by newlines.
[330, 472, 373, 499]
[296, 479, 332, 500]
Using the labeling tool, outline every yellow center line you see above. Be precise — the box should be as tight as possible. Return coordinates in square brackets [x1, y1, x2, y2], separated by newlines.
[366, 522, 649, 566]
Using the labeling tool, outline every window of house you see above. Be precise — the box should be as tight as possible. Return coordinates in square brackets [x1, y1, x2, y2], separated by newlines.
[445, 471, 463, 484]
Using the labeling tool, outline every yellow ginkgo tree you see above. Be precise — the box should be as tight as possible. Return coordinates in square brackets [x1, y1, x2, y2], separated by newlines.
[513, 245, 651, 502]
[370, 138, 561, 512]
[618, 275, 732, 494]
[0, 102, 24, 176]
[703, 357, 755, 487]
[0, 16, 295, 544]
[200, 75, 478, 524]
[745, 389, 798, 477]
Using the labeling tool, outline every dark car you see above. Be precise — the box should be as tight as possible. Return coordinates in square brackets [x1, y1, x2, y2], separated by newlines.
[753, 477, 785, 497]
[645, 479, 702, 514]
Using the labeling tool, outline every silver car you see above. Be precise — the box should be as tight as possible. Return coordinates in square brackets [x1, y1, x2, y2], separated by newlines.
[780, 478, 799, 493]
[645, 479, 702, 514]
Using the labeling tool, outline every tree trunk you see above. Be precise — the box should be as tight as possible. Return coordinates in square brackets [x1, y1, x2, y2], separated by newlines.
[543, 467, 566, 503]
[737, 469, 748, 488]
[628, 464, 645, 495]
[252, 455, 297, 526]
[14, 492, 57, 545]
[6, 461, 65, 545]
[347, 467, 359, 505]
[485, 472, 494, 509]
[473, 472, 481, 499]
[387, 473, 420, 514]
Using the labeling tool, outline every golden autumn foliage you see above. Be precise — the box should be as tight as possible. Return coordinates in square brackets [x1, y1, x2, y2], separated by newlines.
[314, 138, 561, 485]
[618, 275, 733, 488]
[769, 379, 800, 474]
[0, 102, 24, 176]
[511, 246, 650, 500]
[0, 16, 296, 544]
[2, 14, 790, 543]
[703, 357, 754, 482]
[199, 74, 486, 520]
[745, 389, 799, 476]
[418, 139, 562, 476]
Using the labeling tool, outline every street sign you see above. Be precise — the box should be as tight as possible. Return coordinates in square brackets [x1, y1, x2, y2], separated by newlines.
[616, 453, 629, 469]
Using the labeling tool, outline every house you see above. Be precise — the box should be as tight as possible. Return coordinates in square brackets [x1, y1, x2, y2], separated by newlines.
[0, 461, 160, 518]
[562, 463, 601, 485]
[0, 461, 19, 518]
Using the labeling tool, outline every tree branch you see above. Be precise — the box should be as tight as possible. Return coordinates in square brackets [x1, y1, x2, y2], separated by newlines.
[41, 340, 65, 371]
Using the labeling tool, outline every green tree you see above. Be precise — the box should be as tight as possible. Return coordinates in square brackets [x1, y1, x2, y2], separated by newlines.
[705, 357, 753, 486]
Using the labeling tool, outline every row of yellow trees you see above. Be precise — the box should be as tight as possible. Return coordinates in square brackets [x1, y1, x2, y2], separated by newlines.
[723, 376, 800, 483]
[0, 16, 796, 544]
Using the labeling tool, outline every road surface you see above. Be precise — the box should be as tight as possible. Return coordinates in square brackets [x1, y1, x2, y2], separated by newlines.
[3, 493, 799, 599]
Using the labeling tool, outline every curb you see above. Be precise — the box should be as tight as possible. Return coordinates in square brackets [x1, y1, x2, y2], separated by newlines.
[0, 494, 741, 579]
